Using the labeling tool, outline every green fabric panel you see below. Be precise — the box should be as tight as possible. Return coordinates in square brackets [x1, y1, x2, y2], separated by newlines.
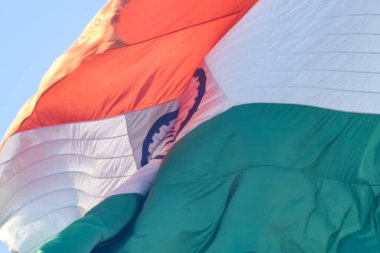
[36, 193, 144, 253]
[113, 104, 380, 252]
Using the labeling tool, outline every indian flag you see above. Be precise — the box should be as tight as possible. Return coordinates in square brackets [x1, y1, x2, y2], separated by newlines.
[1, 0, 380, 252]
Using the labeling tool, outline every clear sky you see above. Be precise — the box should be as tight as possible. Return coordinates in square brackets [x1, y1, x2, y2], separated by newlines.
[0, 1, 106, 252]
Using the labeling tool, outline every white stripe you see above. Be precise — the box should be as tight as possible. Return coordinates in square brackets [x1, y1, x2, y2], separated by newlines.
[0, 114, 137, 253]
[0, 114, 128, 165]
[0, 65, 229, 252]
[206, 0, 380, 114]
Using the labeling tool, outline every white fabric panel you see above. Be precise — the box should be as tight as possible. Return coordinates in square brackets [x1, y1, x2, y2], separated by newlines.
[206, 0, 380, 114]
[0, 114, 127, 166]
[0, 115, 137, 253]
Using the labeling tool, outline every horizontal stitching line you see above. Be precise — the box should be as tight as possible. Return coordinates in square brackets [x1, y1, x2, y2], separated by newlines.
[226, 84, 380, 95]
[0, 187, 115, 228]
[240, 13, 380, 36]
[0, 153, 133, 188]
[17, 205, 86, 235]
[214, 50, 380, 69]
[213, 34, 380, 64]
[1, 169, 135, 208]
[158, 164, 380, 187]
[216, 68, 380, 78]
[0, 133, 129, 167]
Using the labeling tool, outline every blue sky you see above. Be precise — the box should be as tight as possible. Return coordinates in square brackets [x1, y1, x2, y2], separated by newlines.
[0, 1, 106, 252]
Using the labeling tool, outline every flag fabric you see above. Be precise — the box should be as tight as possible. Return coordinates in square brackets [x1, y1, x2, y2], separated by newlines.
[2, 0, 380, 253]
[0, 0, 256, 252]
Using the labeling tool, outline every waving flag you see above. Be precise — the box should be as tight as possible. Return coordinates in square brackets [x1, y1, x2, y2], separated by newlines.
[2, 0, 380, 253]
[0, 0, 256, 252]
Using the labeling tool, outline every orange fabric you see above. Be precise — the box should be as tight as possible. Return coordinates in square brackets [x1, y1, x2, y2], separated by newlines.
[116, 0, 255, 43]
[17, 0, 258, 132]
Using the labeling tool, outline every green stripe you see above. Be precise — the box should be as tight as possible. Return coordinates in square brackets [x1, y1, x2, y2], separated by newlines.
[37, 193, 144, 253]
[115, 104, 380, 252]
